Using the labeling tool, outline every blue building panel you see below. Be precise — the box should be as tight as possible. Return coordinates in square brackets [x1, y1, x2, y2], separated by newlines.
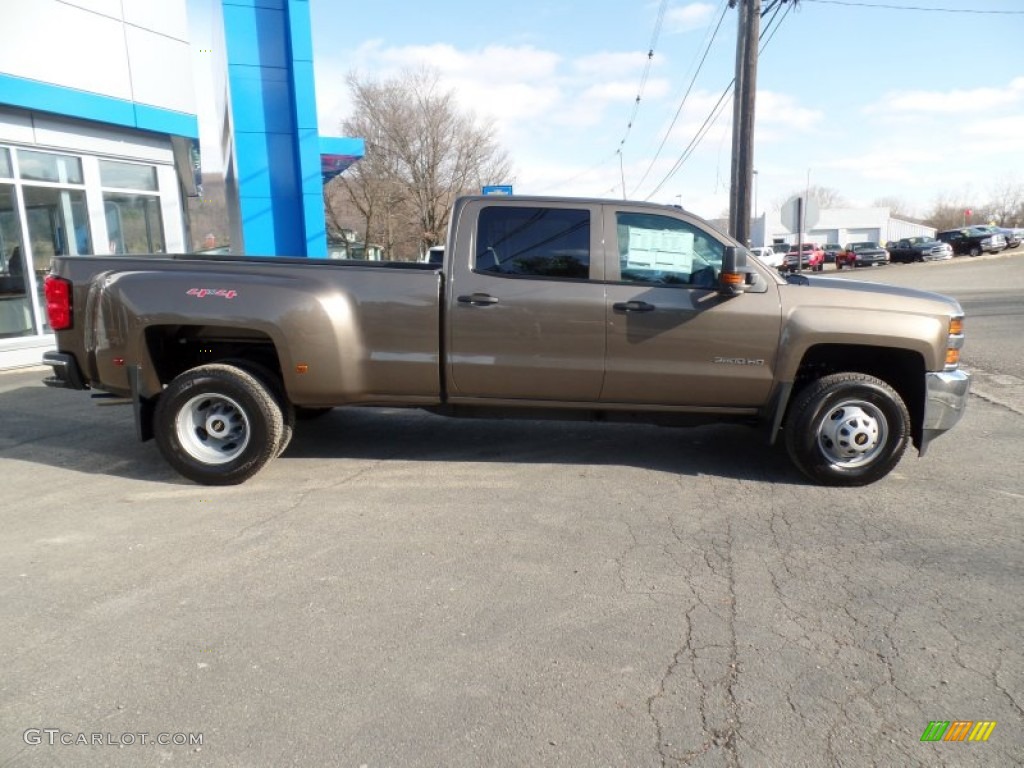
[223, 0, 285, 9]
[233, 132, 299, 200]
[227, 65, 294, 134]
[289, 61, 318, 131]
[221, 4, 288, 69]
[134, 103, 200, 139]
[0, 73, 197, 139]
[295, 128, 323, 188]
[303, 192, 327, 258]
[320, 137, 366, 157]
[221, 0, 360, 257]
[286, 0, 314, 62]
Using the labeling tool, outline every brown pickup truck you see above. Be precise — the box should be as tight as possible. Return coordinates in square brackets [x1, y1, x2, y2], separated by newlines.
[41, 195, 970, 486]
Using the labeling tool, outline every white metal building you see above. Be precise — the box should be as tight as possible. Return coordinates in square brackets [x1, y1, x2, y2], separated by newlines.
[751, 207, 936, 249]
[0, 0, 197, 369]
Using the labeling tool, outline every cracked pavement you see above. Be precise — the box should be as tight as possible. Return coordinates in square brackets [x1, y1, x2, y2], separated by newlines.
[0, 366, 1021, 767]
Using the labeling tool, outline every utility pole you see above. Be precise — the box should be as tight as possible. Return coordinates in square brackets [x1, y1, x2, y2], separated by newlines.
[728, 0, 761, 246]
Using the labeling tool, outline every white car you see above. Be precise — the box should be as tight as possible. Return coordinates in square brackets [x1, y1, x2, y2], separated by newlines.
[750, 245, 784, 269]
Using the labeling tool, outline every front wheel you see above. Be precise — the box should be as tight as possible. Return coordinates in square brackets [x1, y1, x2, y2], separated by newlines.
[154, 364, 284, 485]
[784, 373, 910, 486]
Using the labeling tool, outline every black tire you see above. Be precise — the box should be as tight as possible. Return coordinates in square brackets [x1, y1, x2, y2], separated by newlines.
[783, 373, 910, 486]
[295, 406, 333, 420]
[154, 364, 284, 485]
[220, 358, 295, 457]
[969, 246, 981, 257]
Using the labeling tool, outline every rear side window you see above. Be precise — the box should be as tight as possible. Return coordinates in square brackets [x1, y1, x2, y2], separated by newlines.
[474, 206, 590, 279]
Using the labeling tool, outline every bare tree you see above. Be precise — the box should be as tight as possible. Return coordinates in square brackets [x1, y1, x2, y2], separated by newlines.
[873, 196, 920, 222]
[985, 179, 1024, 227]
[335, 68, 513, 259]
[775, 184, 847, 211]
[923, 192, 980, 232]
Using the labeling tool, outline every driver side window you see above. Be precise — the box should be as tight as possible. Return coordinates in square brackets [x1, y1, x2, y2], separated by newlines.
[615, 212, 723, 288]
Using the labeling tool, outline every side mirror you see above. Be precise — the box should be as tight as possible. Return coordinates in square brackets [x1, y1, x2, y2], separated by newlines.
[718, 245, 750, 296]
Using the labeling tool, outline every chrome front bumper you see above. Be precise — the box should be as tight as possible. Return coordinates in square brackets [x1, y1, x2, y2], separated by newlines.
[919, 369, 971, 455]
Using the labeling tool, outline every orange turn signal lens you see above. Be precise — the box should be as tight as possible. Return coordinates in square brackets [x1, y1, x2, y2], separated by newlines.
[945, 348, 960, 366]
[949, 317, 963, 335]
[720, 271, 744, 286]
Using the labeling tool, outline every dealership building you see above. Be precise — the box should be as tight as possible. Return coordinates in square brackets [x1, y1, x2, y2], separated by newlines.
[0, 0, 363, 369]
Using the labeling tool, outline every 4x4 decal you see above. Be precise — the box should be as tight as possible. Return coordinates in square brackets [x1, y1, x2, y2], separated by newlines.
[186, 288, 237, 299]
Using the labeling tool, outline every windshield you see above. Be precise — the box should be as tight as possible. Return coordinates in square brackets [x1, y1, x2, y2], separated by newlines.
[851, 242, 878, 251]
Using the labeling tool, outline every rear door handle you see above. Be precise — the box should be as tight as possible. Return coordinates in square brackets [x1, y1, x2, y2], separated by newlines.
[612, 300, 655, 313]
[457, 293, 499, 306]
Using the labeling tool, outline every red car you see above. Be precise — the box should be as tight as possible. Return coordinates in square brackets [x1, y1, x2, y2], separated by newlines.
[836, 242, 889, 269]
[783, 243, 824, 272]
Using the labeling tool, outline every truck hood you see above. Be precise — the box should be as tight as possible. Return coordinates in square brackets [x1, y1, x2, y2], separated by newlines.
[781, 274, 963, 315]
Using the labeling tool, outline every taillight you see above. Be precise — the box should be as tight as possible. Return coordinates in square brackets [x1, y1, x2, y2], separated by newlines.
[44, 275, 72, 330]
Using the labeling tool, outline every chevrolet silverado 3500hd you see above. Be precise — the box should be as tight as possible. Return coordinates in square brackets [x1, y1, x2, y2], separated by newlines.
[42, 196, 970, 486]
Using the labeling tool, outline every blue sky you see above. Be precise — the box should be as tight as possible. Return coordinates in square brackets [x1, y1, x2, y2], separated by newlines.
[190, 0, 1024, 220]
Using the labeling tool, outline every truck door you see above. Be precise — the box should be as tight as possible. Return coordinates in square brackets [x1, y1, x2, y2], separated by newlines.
[446, 199, 606, 401]
[601, 205, 782, 407]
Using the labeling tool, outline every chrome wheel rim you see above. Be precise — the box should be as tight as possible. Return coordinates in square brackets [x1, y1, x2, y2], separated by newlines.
[175, 393, 250, 464]
[815, 399, 887, 468]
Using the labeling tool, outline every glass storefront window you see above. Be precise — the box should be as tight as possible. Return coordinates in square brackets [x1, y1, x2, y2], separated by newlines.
[100, 160, 158, 191]
[105, 194, 164, 254]
[24, 186, 92, 269]
[17, 149, 84, 184]
[0, 183, 33, 339]
[0, 138, 181, 355]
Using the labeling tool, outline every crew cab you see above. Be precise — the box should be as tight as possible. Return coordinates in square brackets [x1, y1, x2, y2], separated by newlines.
[937, 227, 1006, 256]
[835, 242, 889, 270]
[886, 237, 953, 264]
[42, 196, 970, 487]
[783, 242, 825, 272]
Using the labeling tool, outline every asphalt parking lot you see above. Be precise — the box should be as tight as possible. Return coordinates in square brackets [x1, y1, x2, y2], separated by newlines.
[1, 361, 1022, 767]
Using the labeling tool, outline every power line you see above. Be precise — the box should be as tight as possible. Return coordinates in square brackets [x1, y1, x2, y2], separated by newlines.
[801, 0, 1024, 13]
[643, 0, 795, 200]
[617, 0, 668, 152]
[629, 0, 732, 197]
[546, 1, 667, 194]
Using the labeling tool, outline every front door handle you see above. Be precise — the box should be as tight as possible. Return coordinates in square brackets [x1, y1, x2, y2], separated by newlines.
[612, 300, 655, 313]
[457, 293, 499, 306]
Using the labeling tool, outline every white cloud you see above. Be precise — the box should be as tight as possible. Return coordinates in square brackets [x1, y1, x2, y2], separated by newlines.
[573, 51, 651, 78]
[665, 3, 717, 34]
[864, 77, 1024, 116]
[756, 91, 824, 130]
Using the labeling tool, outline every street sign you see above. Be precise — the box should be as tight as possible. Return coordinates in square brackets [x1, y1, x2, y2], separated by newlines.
[482, 185, 513, 196]
[780, 195, 820, 233]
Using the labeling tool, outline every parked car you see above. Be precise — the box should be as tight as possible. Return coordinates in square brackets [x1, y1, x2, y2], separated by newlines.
[885, 237, 953, 264]
[421, 245, 445, 264]
[996, 228, 1021, 249]
[783, 242, 824, 272]
[822, 243, 843, 264]
[836, 242, 889, 270]
[971, 225, 1012, 251]
[750, 245, 783, 269]
[937, 227, 1006, 257]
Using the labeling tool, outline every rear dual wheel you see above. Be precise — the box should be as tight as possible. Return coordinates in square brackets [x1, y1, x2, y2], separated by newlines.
[154, 364, 287, 485]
